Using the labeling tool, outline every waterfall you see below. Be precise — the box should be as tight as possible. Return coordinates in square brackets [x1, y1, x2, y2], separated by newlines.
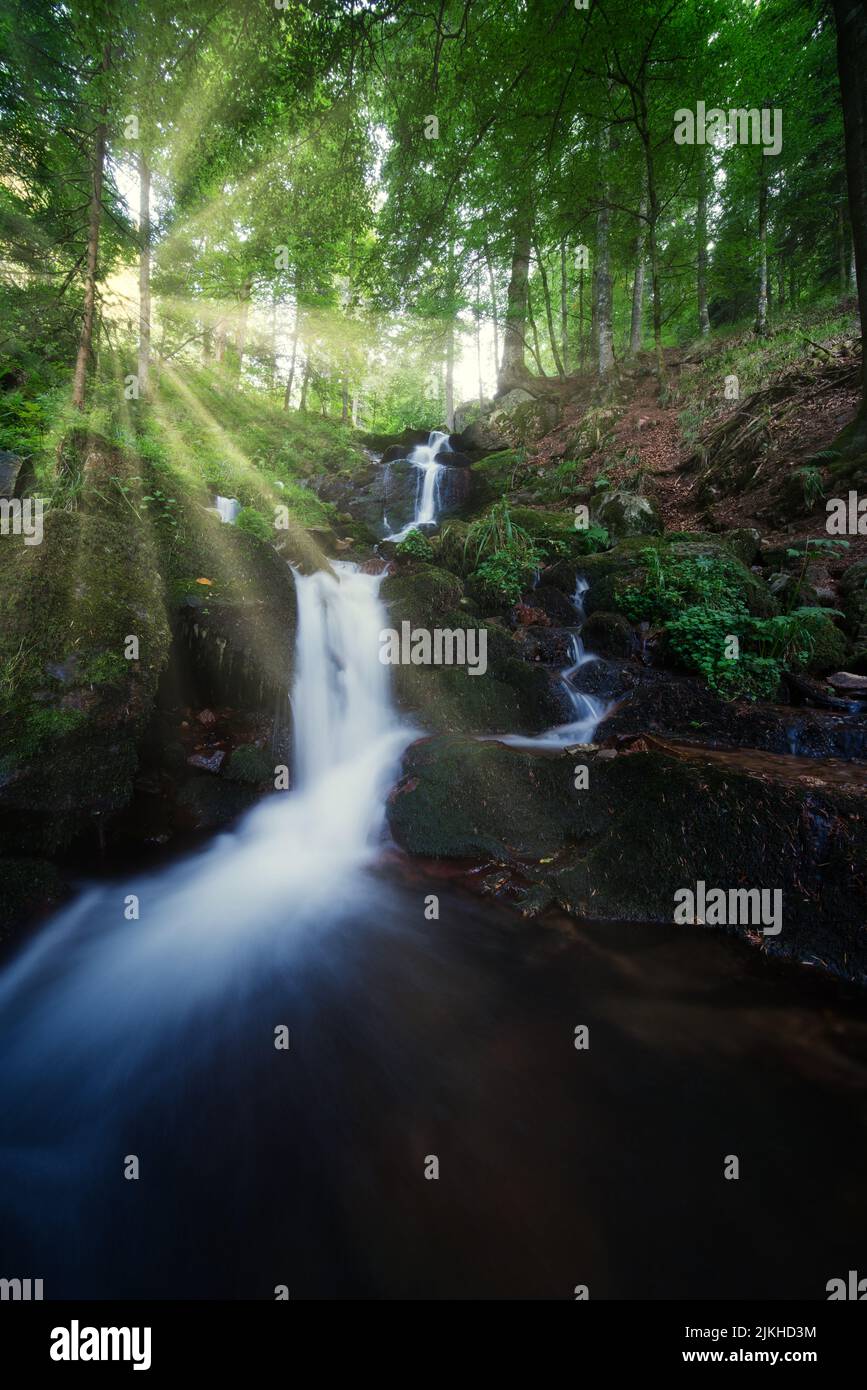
[384, 430, 450, 540]
[0, 564, 412, 1182]
[495, 576, 610, 750]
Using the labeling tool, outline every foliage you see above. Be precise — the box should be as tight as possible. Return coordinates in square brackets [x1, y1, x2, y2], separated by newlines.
[395, 529, 434, 562]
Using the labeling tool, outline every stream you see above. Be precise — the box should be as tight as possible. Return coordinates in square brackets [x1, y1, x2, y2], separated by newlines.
[0, 512, 865, 1300]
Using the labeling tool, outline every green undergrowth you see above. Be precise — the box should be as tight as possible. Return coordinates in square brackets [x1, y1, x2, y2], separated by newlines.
[620, 546, 846, 698]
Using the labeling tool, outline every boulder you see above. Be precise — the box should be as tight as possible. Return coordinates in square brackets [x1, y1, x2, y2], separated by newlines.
[590, 489, 662, 539]
[581, 610, 636, 659]
[380, 564, 563, 734]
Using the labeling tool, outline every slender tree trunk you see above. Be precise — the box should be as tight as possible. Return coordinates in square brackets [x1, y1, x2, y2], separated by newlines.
[352, 391, 360, 427]
[234, 278, 253, 379]
[137, 153, 151, 399]
[475, 262, 484, 406]
[578, 264, 585, 371]
[534, 238, 565, 375]
[444, 322, 455, 429]
[72, 49, 110, 410]
[697, 156, 711, 337]
[755, 164, 769, 336]
[630, 185, 648, 354]
[214, 320, 226, 363]
[485, 245, 500, 377]
[595, 193, 614, 375]
[839, 202, 849, 293]
[560, 241, 569, 373]
[300, 359, 310, 411]
[283, 312, 300, 410]
[832, 0, 867, 410]
[526, 283, 547, 375]
[498, 207, 532, 391]
[851, 240, 858, 291]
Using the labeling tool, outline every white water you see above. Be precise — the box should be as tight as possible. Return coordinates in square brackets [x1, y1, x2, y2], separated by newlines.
[496, 577, 610, 750]
[0, 563, 411, 1122]
[215, 495, 241, 524]
[384, 430, 450, 540]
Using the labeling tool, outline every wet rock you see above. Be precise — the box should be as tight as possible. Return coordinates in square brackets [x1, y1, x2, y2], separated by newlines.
[580, 611, 636, 659]
[511, 626, 574, 665]
[527, 583, 579, 626]
[511, 602, 550, 628]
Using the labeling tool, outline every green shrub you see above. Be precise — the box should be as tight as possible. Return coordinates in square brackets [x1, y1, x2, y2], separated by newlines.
[235, 506, 273, 542]
[395, 528, 434, 561]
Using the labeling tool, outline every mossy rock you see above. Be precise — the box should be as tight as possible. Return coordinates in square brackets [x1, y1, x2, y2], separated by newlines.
[380, 564, 562, 734]
[466, 450, 525, 511]
[544, 536, 777, 619]
[381, 564, 465, 629]
[790, 610, 848, 676]
[590, 489, 662, 539]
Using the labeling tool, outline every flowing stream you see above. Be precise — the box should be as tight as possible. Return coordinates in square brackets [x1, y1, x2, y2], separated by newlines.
[0, 561, 864, 1298]
[497, 577, 610, 749]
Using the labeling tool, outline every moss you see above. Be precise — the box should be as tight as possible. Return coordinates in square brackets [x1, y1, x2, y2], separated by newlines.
[467, 449, 525, 509]
[381, 564, 465, 629]
[0, 434, 172, 847]
[224, 744, 273, 784]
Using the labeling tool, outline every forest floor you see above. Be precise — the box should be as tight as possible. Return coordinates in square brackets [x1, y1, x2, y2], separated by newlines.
[528, 311, 866, 588]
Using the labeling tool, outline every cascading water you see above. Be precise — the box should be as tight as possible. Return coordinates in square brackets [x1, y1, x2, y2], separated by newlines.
[0, 563, 412, 1288]
[496, 576, 610, 750]
[384, 430, 450, 540]
[215, 495, 240, 524]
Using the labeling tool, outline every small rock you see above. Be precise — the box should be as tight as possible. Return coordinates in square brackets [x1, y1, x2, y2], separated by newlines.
[186, 750, 226, 774]
[197, 708, 217, 727]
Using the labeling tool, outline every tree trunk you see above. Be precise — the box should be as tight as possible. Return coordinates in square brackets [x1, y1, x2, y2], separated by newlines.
[630, 185, 648, 354]
[594, 194, 614, 375]
[578, 264, 585, 371]
[234, 278, 253, 379]
[697, 156, 711, 337]
[560, 241, 569, 373]
[832, 0, 867, 410]
[137, 153, 151, 399]
[485, 245, 500, 377]
[72, 49, 110, 410]
[283, 313, 300, 410]
[444, 320, 455, 429]
[300, 359, 310, 412]
[475, 262, 484, 406]
[755, 164, 769, 336]
[534, 238, 565, 376]
[839, 202, 849, 293]
[498, 207, 532, 390]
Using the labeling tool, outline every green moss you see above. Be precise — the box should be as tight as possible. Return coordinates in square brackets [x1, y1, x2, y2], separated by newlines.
[225, 744, 273, 784]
